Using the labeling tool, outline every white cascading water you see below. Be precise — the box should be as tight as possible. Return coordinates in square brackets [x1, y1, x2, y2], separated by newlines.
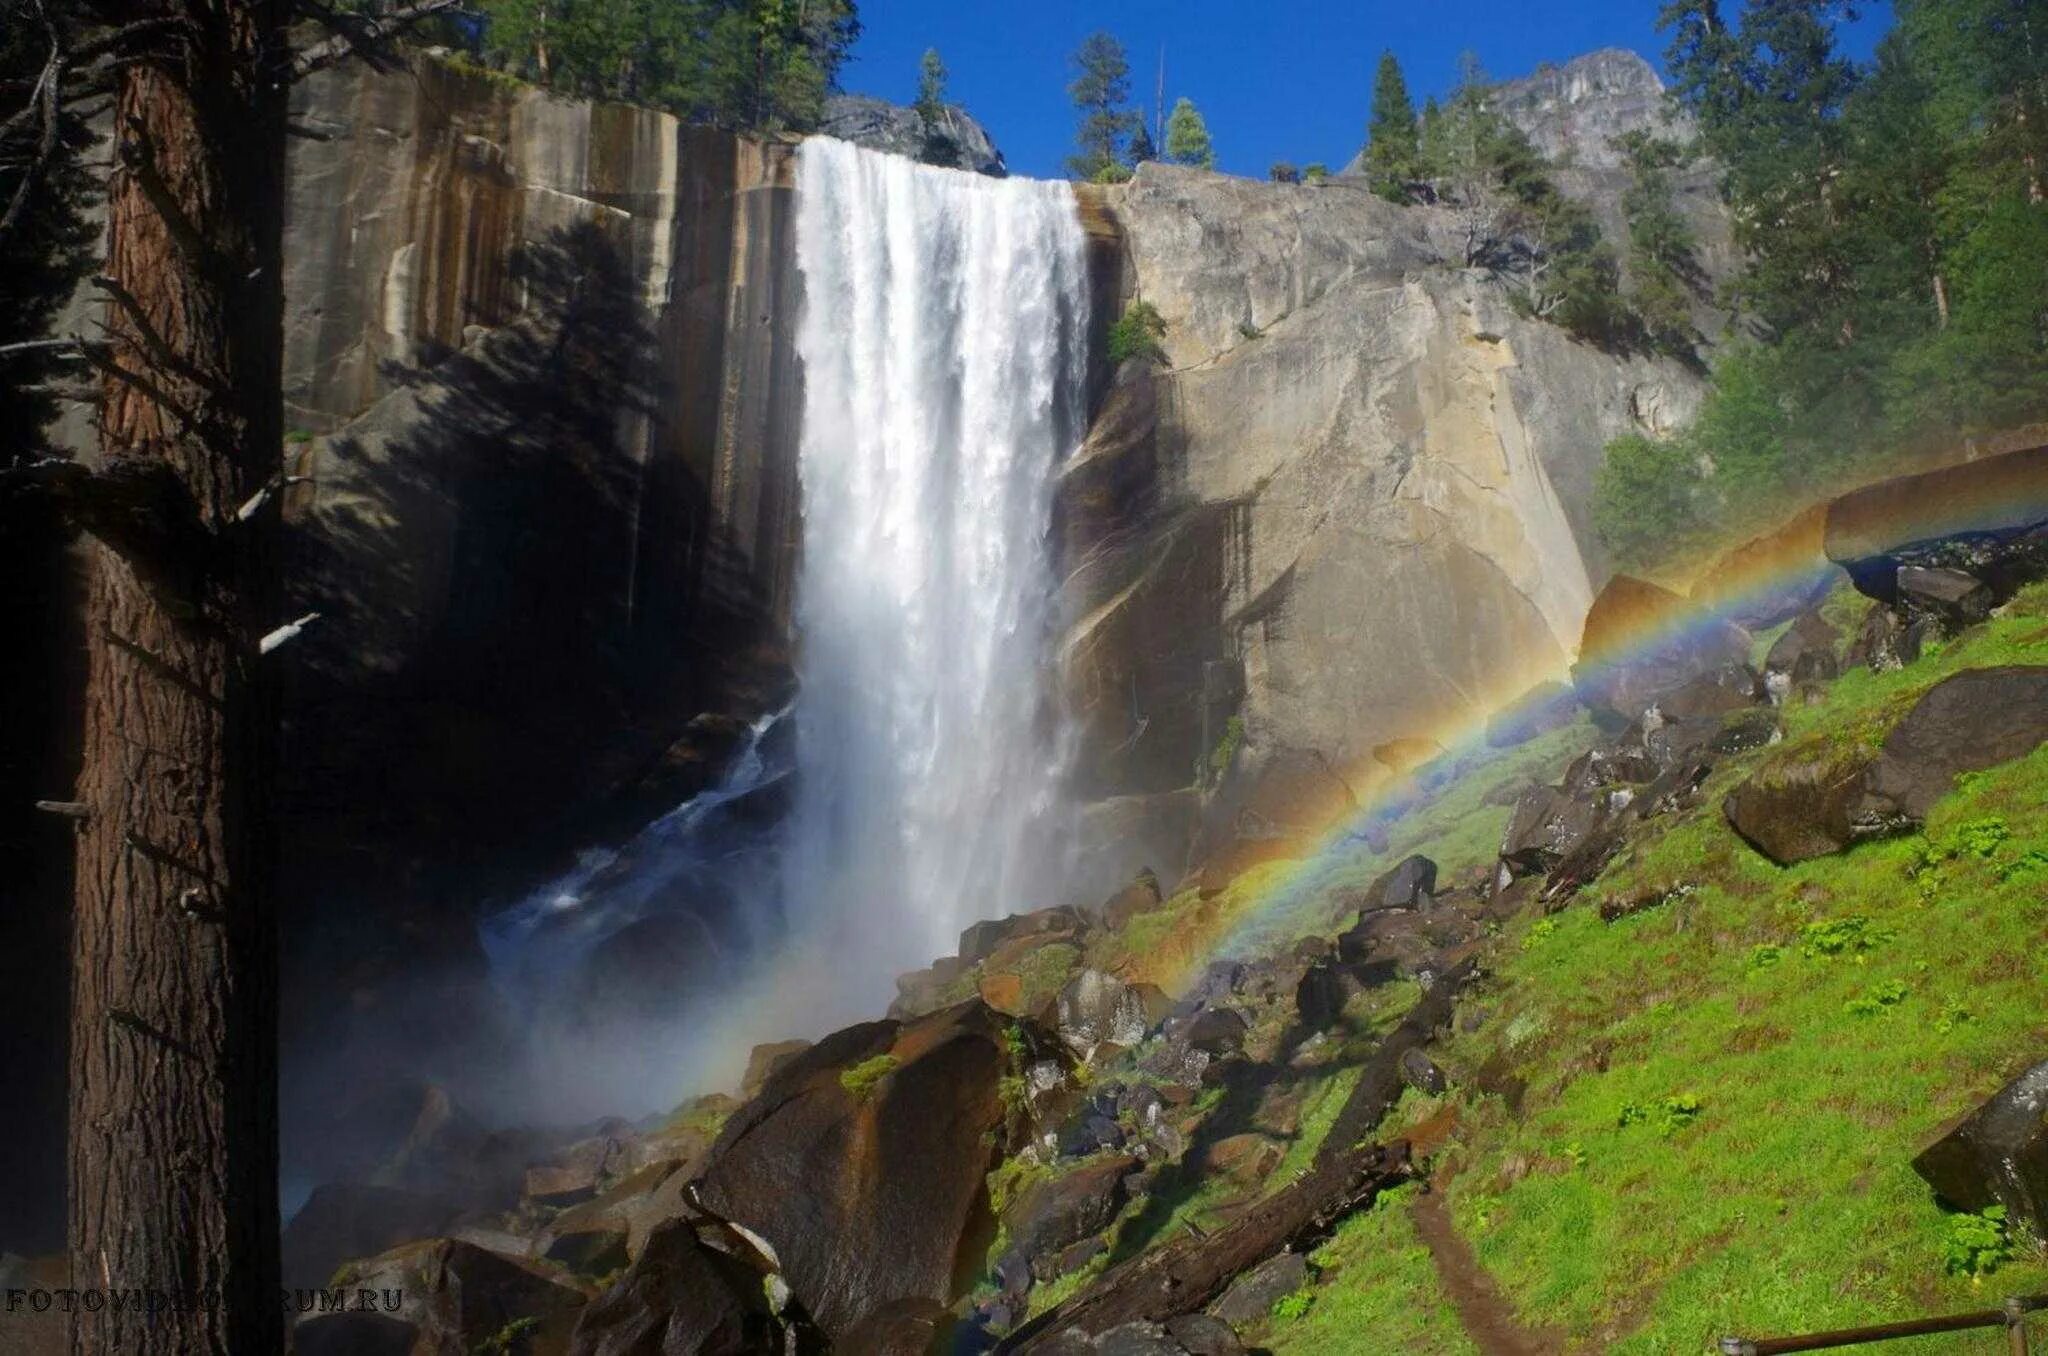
[781, 138, 1091, 1022]
[477, 140, 1089, 1109]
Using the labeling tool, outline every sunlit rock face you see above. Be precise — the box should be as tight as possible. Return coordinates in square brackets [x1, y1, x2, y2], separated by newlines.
[1061, 163, 1710, 885]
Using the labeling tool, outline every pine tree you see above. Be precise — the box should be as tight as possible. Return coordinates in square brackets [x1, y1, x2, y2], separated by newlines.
[1364, 50, 1420, 202]
[1129, 118, 1156, 164]
[1164, 96, 1214, 169]
[1067, 31, 1139, 179]
[914, 46, 956, 164]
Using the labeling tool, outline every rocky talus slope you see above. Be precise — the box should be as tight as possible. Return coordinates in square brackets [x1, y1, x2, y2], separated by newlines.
[276, 445, 2048, 1354]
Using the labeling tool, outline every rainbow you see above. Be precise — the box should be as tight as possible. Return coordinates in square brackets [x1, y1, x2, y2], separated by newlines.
[1160, 437, 2048, 986]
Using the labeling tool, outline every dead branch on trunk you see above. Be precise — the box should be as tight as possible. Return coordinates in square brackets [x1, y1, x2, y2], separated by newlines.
[290, 0, 466, 79]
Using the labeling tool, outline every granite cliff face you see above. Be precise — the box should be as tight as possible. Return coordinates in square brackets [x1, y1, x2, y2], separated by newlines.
[1060, 163, 1711, 889]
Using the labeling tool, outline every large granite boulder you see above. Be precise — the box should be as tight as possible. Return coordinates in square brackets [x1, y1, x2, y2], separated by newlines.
[565, 1217, 784, 1356]
[1002, 1154, 1142, 1284]
[281, 1182, 460, 1290]
[1913, 1059, 2048, 1241]
[1764, 607, 1844, 689]
[1864, 667, 2048, 819]
[1573, 574, 1753, 727]
[691, 1002, 1019, 1340]
[1722, 752, 1896, 866]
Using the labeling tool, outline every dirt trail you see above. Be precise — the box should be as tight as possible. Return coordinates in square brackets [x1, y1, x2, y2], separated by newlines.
[1408, 1182, 1565, 1356]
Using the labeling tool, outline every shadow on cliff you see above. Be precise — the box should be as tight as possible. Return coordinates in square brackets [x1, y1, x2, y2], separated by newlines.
[275, 219, 781, 1194]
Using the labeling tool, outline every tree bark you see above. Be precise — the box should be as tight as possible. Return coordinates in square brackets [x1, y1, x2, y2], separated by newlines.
[66, 0, 287, 1349]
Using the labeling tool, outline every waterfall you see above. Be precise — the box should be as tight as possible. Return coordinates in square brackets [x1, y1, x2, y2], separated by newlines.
[475, 141, 1088, 1110]
[782, 138, 1091, 1021]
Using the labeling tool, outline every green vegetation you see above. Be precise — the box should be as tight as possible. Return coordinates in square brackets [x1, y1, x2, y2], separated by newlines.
[1106, 299, 1168, 366]
[1164, 97, 1215, 170]
[1265, 1184, 1478, 1354]
[1244, 583, 2048, 1348]
[913, 47, 955, 165]
[1614, 130, 1703, 350]
[1269, 162, 1300, 184]
[1207, 714, 1245, 782]
[471, 0, 858, 133]
[1067, 32, 1142, 180]
[1303, 162, 1329, 183]
[1596, 0, 2048, 573]
[1363, 50, 1421, 203]
[468, 1315, 541, 1356]
[838, 1053, 899, 1102]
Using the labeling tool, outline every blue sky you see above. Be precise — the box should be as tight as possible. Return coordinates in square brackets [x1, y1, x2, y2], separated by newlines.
[841, 1, 1893, 180]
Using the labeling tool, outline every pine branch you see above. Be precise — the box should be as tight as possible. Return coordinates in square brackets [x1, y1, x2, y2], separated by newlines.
[290, 0, 466, 80]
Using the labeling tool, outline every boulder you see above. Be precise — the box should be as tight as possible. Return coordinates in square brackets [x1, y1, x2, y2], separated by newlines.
[1361, 854, 1438, 912]
[1653, 664, 1759, 721]
[960, 906, 1086, 967]
[1722, 752, 1893, 866]
[303, 1238, 587, 1356]
[1172, 1005, 1250, 1057]
[543, 1159, 700, 1265]
[1057, 970, 1171, 1058]
[1864, 667, 2048, 820]
[281, 1182, 460, 1290]
[1004, 1154, 1141, 1282]
[739, 1040, 812, 1101]
[1562, 744, 1658, 795]
[524, 1129, 635, 1209]
[1574, 574, 1752, 726]
[1764, 608, 1843, 688]
[836, 1296, 957, 1355]
[1099, 868, 1166, 929]
[1485, 681, 1580, 748]
[543, 1217, 630, 1277]
[1896, 565, 1994, 629]
[1912, 1059, 2048, 1241]
[565, 1218, 782, 1356]
[1294, 960, 1352, 1031]
[1845, 601, 1921, 672]
[1164, 1312, 1249, 1356]
[1398, 1048, 1449, 1096]
[1499, 785, 1605, 875]
[1207, 1251, 1309, 1330]
[692, 1003, 1014, 1340]
[890, 955, 972, 1020]
[1097, 1322, 1196, 1356]
[1823, 443, 2048, 594]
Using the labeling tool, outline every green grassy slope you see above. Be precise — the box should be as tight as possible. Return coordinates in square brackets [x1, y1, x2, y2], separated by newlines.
[1258, 582, 2048, 1353]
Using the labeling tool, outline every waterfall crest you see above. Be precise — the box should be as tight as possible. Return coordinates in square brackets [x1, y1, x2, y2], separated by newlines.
[783, 138, 1091, 1020]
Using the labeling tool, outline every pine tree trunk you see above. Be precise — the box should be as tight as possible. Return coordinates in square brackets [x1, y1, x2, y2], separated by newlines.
[67, 0, 287, 1350]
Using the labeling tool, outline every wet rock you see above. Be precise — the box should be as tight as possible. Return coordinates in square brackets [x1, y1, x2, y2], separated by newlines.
[1912, 1059, 2048, 1240]
[1058, 970, 1171, 1058]
[1500, 785, 1604, 875]
[1059, 1105, 1129, 1159]
[1005, 1154, 1141, 1282]
[524, 1128, 635, 1209]
[281, 1182, 460, 1290]
[1864, 667, 2048, 820]
[960, 906, 1086, 967]
[1562, 745, 1658, 795]
[1099, 867, 1166, 929]
[1710, 707, 1781, 755]
[544, 1158, 700, 1265]
[692, 1002, 1015, 1340]
[1362, 854, 1438, 912]
[565, 1218, 781, 1356]
[1399, 1048, 1449, 1096]
[1764, 608, 1843, 688]
[838, 1296, 957, 1355]
[890, 955, 972, 1020]
[543, 1217, 629, 1277]
[1164, 1312, 1249, 1356]
[1208, 1251, 1309, 1329]
[308, 1238, 587, 1356]
[739, 1039, 812, 1101]
[820, 93, 1007, 176]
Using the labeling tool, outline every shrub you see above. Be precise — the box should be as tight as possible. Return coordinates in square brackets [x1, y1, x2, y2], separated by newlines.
[1303, 163, 1329, 182]
[839, 1054, 899, 1102]
[1208, 713, 1244, 781]
[1943, 1205, 2013, 1277]
[1950, 816, 2011, 859]
[1842, 979, 1909, 1017]
[1747, 943, 1784, 971]
[1799, 916, 1895, 959]
[1092, 161, 1133, 185]
[1106, 299, 1168, 365]
[1271, 1286, 1315, 1322]
[1522, 917, 1562, 951]
[1269, 161, 1300, 184]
